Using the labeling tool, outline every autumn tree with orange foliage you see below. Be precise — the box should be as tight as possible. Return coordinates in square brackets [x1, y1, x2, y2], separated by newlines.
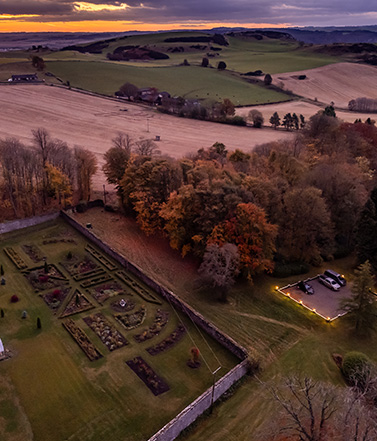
[121, 156, 183, 235]
[209, 202, 277, 279]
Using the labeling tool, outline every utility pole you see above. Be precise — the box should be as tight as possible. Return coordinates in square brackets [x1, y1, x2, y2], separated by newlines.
[210, 366, 222, 414]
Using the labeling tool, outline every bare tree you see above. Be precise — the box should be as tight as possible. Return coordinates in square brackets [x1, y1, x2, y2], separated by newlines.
[198, 243, 239, 302]
[74, 147, 98, 201]
[134, 139, 160, 156]
[258, 375, 377, 441]
[32, 128, 53, 204]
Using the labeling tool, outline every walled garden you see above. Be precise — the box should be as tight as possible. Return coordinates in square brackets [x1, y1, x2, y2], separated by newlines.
[0, 219, 239, 441]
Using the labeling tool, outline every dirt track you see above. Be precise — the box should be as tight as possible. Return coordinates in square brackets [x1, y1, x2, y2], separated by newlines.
[272, 62, 377, 108]
[0, 84, 293, 190]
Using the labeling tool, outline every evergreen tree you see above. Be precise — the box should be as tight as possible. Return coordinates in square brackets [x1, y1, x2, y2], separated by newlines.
[356, 187, 377, 270]
[340, 261, 377, 336]
[292, 113, 299, 130]
[0, 265, 3, 276]
[282, 113, 293, 130]
[269, 112, 280, 129]
[44, 261, 49, 274]
[37, 317, 41, 329]
[1, 309, 4, 318]
[299, 114, 305, 129]
[264, 73, 272, 85]
[324, 105, 336, 117]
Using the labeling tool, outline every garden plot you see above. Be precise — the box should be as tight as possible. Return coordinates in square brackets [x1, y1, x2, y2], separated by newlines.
[0, 219, 239, 441]
[279, 276, 352, 321]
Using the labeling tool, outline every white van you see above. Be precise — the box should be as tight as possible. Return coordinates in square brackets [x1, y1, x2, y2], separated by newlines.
[324, 269, 346, 286]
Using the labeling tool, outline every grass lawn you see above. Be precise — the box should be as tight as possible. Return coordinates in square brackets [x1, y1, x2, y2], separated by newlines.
[68, 208, 377, 441]
[45, 60, 290, 105]
[0, 219, 239, 441]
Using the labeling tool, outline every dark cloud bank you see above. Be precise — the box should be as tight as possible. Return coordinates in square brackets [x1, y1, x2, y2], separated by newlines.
[0, 0, 376, 25]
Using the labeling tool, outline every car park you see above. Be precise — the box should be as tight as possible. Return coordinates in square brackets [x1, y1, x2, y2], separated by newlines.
[297, 281, 314, 295]
[319, 275, 341, 291]
[324, 269, 346, 286]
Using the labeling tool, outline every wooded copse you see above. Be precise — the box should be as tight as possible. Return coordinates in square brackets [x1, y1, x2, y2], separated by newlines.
[0, 128, 97, 220]
[103, 112, 377, 281]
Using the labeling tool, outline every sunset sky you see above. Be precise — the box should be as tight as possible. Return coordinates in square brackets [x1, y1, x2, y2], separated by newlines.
[0, 1, 376, 32]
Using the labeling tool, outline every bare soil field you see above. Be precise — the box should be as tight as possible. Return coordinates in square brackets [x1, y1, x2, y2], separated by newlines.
[237, 100, 377, 124]
[0, 84, 292, 190]
[271, 62, 377, 108]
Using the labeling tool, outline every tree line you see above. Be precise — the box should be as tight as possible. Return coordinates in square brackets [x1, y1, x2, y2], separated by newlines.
[102, 111, 377, 293]
[0, 128, 97, 220]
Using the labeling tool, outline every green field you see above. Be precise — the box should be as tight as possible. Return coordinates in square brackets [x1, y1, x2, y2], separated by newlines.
[45, 61, 290, 105]
[0, 31, 340, 105]
[0, 220, 238, 441]
[44, 31, 338, 74]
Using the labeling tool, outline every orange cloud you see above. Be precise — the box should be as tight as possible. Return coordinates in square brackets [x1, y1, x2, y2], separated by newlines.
[0, 19, 289, 32]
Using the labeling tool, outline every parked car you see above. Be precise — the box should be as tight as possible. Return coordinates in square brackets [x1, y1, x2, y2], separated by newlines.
[324, 269, 346, 286]
[319, 275, 341, 291]
[298, 281, 314, 295]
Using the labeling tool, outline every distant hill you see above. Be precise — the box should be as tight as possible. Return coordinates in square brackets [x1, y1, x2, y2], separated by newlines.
[283, 29, 377, 44]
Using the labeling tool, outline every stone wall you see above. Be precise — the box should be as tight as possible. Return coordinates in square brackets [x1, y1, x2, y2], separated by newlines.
[0, 212, 60, 235]
[61, 211, 248, 361]
[61, 210, 250, 441]
[148, 359, 249, 441]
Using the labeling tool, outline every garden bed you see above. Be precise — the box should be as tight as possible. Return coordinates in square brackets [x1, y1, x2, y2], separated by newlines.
[42, 286, 71, 312]
[60, 290, 95, 317]
[63, 318, 102, 361]
[83, 313, 128, 351]
[85, 244, 117, 271]
[22, 244, 45, 262]
[146, 325, 186, 356]
[111, 298, 135, 312]
[24, 264, 68, 291]
[134, 309, 169, 343]
[61, 255, 100, 279]
[80, 273, 113, 288]
[42, 238, 77, 245]
[116, 271, 162, 305]
[114, 306, 146, 330]
[126, 356, 169, 396]
[4, 247, 27, 269]
[86, 281, 130, 304]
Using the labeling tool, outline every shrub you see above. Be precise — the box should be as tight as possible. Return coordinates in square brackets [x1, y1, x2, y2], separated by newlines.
[67, 251, 73, 260]
[228, 116, 246, 126]
[217, 61, 227, 70]
[201, 57, 209, 67]
[76, 201, 88, 213]
[53, 289, 61, 298]
[298, 75, 307, 80]
[39, 275, 49, 283]
[1, 309, 4, 318]
[10, 294, 19, 303]
[264, 73, 272, 85]
[342, 351, 373, 387]
[272, 262, 310, 278]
